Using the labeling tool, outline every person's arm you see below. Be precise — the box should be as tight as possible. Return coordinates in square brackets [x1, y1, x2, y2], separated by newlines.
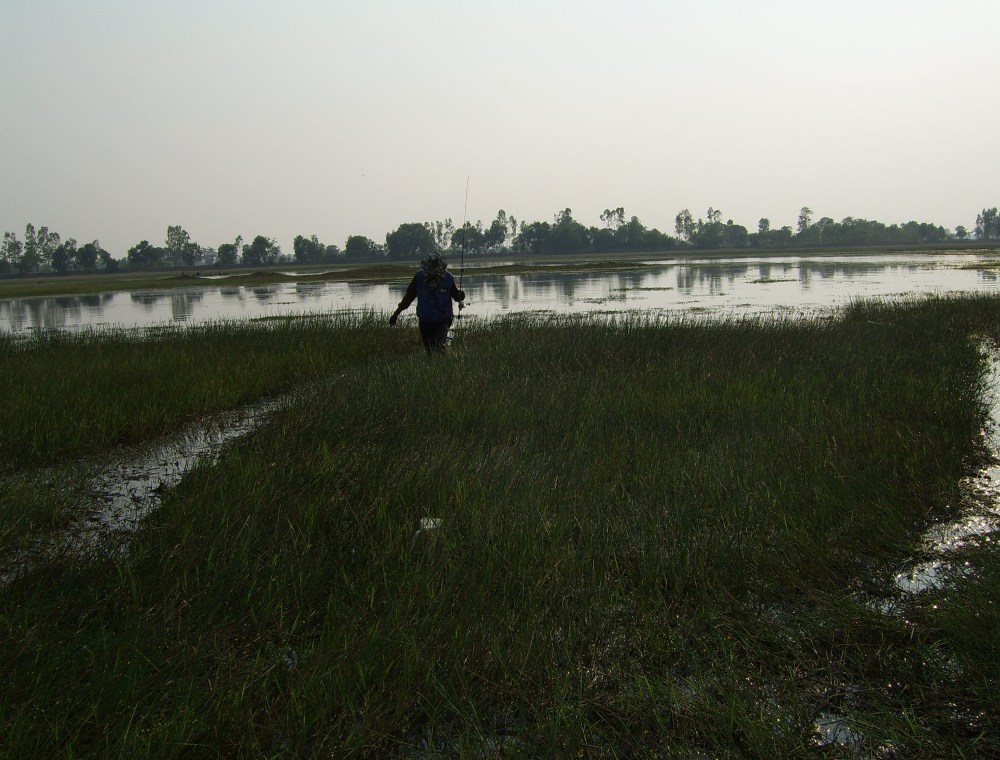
[389, 275, 419, 325]
[450, 279, 466, 303]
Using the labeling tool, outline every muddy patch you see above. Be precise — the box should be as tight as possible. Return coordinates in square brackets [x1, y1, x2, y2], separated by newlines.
[2, 395, 290, 583]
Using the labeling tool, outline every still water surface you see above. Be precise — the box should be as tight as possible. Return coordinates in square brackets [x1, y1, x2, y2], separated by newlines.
[2, 253, 998, 334]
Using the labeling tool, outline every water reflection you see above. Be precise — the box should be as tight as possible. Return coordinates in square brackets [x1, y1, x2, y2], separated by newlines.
[131, 292, 166, 308]
[251, 286, 278, 302]
[676, 263, 747, 294]
[2, 254, 998, 334]
[0, 293, 115, 332]
[170, 291, 203, 321]
[294, 282, 326, 300]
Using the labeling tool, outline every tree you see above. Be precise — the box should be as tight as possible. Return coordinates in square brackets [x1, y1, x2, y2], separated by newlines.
[1, 231, 23, 273]
[485, 210, 510, 252]
[674, 209, 695, 243]
[98, 247, 118, 272]
[814, 216, 835, 243]
[293, 234, 327, 263]
[548, 209, 589, 254]
[590, 226, 616, 252]
[444, 219, 455, 250]
[35, 226, 61, 270]
[182, 242, 203, 267]
[451, 223, 486, 255]
[514, 221, 551, 254]
[723, 221, 749, 248]
[165, 225, 191, 266]
[127, 240, 165, 269]
[774, 226, 795, 245]
[51, 238, 77, 273]
[344, 235, 381, 260]
[217, 244, 238, 265]
[6, 223, 59, 273]
[600, 207, 626, 230]
[617, 216, 647, 250]
[553, 208, 575, 226]
[20, 223, 40, 273]
[241, 235, 282, 265]
[216, 235, 242, 266]
[75, 241, 103, 271]
[758, 218, 771, 235]
[164, 225, 202, 267]
[976, 208, 999, 240]
[644, 228, 675, 251]
[797, 207, 813, 235]
[385, 223, 436, 260]
[956, 225, 970, 240]
[692, 220, 723, 249]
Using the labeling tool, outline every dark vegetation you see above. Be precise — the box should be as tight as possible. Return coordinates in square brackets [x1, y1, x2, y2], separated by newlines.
[3, 206, 998, 276]
[2, 297, 1000, 756]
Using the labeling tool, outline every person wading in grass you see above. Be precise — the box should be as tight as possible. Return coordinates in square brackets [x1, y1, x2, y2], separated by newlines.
[389, 251, 466, 352]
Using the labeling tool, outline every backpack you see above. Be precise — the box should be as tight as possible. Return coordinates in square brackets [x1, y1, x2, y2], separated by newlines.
[415, 270, 454, 323]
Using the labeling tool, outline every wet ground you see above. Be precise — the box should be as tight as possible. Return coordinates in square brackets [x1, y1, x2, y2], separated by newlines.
[809, 342, 1000, 753]
[1, 395, 289, 584]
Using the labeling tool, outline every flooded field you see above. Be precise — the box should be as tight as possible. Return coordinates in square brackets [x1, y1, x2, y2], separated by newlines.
[1, 253, 997, 333]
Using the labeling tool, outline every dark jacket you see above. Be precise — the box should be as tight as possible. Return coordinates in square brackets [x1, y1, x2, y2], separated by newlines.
[397, 270, 465, 323]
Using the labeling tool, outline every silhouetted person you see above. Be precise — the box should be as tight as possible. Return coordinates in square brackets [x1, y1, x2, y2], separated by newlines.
[389, 252, 466, 351]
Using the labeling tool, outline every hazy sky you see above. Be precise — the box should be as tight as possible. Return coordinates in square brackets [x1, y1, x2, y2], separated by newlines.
[2, 0, 998, 256]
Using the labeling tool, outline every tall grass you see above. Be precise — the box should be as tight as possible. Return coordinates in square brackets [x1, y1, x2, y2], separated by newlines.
[0, 312, 413, 553]
[0, 312, 410, 470]
[3, 298, 1000, 756]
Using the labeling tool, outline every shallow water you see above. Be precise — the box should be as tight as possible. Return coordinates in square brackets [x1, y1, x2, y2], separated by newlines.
[883, 343, 1000, 599]
[1, 395, 289, 584]
[1, 253, 997, 333]
[78, 396, 289, 545]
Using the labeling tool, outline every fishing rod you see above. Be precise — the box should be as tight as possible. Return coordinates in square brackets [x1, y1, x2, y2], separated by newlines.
[458, 176, 469, 315]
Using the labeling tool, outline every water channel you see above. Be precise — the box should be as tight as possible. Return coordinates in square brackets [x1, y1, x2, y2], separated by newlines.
[2, 253, 998, 334]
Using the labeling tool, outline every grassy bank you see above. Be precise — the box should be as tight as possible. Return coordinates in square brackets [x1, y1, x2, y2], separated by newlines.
[0, 265, 413, 299]
[2, 298, 1000, 756]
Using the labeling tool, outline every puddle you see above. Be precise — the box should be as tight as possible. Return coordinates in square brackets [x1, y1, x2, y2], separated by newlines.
[818, 341, 1000, 750]
[403, 728, 523, 759]
[813, 710, 866, 750]
[882, 344, 1000, 600]
[893, 560, 973, 595]
[79, 396, 290, 544]
[890, 473, 999, 596]
[410, 517, 443, 552]
[2, 394, 290, 583]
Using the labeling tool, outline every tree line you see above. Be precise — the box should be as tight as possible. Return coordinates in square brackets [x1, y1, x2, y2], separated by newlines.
[2, 207, 999, 275]
[0, 225, 116, 275]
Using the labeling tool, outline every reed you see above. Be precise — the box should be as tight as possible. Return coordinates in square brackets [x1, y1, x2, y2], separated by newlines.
[2, 296, 1000, 757]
